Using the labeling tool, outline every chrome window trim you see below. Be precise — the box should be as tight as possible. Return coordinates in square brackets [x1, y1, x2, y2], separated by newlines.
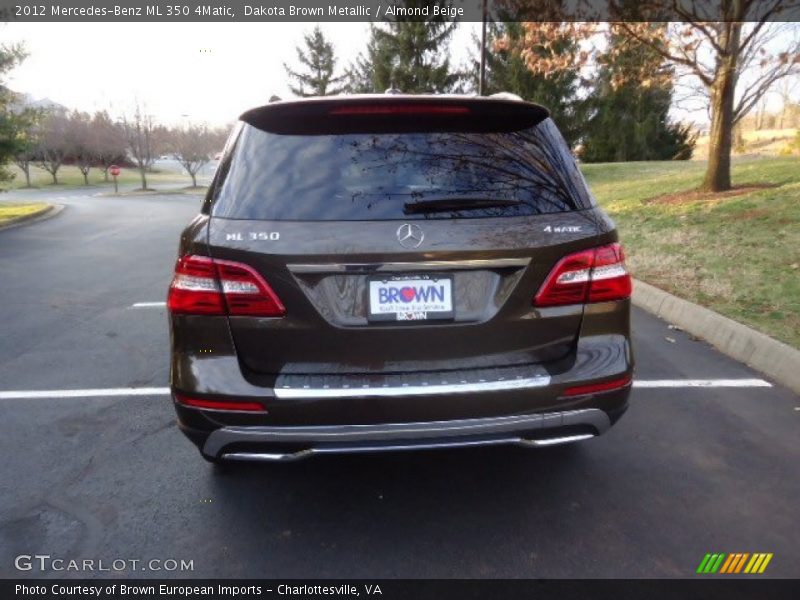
[287, 258, 530, 274]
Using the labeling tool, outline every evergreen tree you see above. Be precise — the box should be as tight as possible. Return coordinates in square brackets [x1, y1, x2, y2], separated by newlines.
[474, 21, 585, 147]
[581, 32, 695, 163]
[284, 26, 346, 97]
[347, 2, 463, 94]
[12, 108, 41, 188]
[0, 44, 28, 188]
[344, 27, 393, 94]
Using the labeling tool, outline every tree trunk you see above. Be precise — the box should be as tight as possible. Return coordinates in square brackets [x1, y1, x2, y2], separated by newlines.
[22, 165, 30, 187]
[51, 171, 58, 185]
[703, 86, 734, 192]
[83, 170, 89, 186]
[733, 123, 744, 153]
[701, 23, 741, 193]
[191, 172, 197, 188]
[139, 166, 147, 190]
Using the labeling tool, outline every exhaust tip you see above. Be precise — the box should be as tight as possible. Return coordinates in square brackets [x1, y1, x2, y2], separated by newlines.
[519, 433, 596, 447]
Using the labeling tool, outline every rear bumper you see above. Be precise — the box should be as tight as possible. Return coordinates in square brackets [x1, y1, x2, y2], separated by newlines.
[195, 406, 617, 462]
[170, 303, 633, 461]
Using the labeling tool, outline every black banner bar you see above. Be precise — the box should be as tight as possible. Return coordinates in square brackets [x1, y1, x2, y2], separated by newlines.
[2, 0, 800, 23]
[3, 579, 800, 600]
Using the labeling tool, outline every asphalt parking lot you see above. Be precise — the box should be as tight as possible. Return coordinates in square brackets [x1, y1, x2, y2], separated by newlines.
[0, 190, 798, 578]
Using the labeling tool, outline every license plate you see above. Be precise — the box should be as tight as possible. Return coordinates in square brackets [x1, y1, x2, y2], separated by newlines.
[368, 275, 454, 322]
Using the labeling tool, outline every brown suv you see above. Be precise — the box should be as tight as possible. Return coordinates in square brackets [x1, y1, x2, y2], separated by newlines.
[167, 94, 633, 464]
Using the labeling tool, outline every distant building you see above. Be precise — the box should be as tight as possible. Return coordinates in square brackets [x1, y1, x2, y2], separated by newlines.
[1, 85, 67, 114]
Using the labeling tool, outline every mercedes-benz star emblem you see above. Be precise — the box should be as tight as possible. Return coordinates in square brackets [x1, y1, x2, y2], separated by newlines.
[396, 223, 424, 249]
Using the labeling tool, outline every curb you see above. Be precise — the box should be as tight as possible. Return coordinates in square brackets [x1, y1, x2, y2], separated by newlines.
[632, 279, 800, 395]
[0, 203, 64, 231]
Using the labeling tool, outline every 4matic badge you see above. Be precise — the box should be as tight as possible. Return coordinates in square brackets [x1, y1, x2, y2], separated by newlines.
[543, 225, 582, 233]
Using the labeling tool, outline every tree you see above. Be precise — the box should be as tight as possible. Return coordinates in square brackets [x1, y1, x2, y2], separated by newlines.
[581, 30, 695, 162]
[122, 104, 156, 190]
[36, 111, 70, 185]
[12, 108, 41, 188]
[170, 124, 218, 188]
[65, 111, 96, 185]
[610, 13, 800, 191]
[0, 44, 28, 188]
[498, 2, 800, 191]
[92, 111, 126, 181]
[476, 21, 586, 147]
[284, 26, 346, 97]
[367, 1, 464, 93]
[775, 75, 799, 128]
[344, 28, 393, 93]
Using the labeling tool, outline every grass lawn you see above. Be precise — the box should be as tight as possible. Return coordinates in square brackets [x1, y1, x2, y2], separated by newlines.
[582, 156, 800, 348]
[0, 202, 50, 225]
[2, 164, 185, 190]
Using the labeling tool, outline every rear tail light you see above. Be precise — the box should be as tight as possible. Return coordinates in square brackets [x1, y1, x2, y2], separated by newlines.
[174, 393, 266, 412]
[167, 255, 285, 317]
[560, 375, 632, 397]
[328, 104, 470, 116]
[534, 243, 632, 307]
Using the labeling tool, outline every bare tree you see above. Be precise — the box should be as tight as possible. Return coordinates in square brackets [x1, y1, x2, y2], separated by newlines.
[121, 103, 156, 190]
[169, 124, 218, 188]
[775, 75, 799, 128]
[65, 111, 96, 186]
[36, 111, 70, 185]
[499, 2, 800, 191]
[92, 111, 126, 181]
[150, 124, 172, 164]
[607, 4, 800, 191]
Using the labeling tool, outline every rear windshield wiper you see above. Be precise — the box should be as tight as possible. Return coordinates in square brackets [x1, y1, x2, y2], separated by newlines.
[403, 196, 522, 214]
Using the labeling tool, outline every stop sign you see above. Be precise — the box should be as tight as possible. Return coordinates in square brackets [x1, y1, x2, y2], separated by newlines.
[109, 165, 121, 177]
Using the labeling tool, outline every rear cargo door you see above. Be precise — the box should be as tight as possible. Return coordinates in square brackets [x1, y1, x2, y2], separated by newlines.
[205, 98, 610, 375]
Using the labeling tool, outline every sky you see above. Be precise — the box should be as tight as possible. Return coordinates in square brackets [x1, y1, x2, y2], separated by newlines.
[3, 21, 795, 129]
[3, 22, 479, 126]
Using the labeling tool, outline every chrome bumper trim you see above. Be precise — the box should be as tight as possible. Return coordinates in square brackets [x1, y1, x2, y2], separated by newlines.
[203, 408, 610, 459]
[222, 438, 525, 462]
[287, 258, 530, 274]
[274, 375, 551, 399]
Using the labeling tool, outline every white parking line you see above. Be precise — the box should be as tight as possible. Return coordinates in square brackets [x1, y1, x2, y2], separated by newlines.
[634, 379, 772, 388]
[131, 302, 166, 308]
[0, 387, 170, 399]
[0, 379, 773, 400]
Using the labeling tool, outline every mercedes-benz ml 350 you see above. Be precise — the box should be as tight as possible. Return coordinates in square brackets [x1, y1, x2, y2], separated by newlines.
[167, 94, 634, 464]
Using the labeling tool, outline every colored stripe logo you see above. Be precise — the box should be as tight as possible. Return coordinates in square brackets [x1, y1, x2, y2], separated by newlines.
[696, 553, 773, 574]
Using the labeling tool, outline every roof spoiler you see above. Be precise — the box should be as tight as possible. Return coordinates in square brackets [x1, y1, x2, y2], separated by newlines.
[240, 97, 550, 136]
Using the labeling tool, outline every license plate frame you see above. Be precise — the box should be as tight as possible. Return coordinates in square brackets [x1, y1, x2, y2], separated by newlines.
[367, 274, 455, 322]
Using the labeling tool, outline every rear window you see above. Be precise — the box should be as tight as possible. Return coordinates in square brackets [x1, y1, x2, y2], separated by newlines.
[210, 117, 594, 221]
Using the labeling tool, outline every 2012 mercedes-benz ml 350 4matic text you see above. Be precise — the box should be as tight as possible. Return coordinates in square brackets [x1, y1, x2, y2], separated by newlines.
[167, 94, 634, 464]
